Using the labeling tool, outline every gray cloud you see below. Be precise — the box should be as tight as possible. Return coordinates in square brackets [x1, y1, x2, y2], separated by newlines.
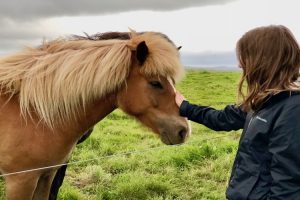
[1, 0, 236, 21]
[0, 0, 237, 55]
[0, 18, 59, 54]
[0, 19, 44, 40]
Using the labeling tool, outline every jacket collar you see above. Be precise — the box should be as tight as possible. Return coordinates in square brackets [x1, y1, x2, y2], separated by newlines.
[260, 91, 300, 110]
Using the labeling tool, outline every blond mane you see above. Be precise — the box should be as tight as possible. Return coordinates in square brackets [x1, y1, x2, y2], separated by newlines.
[0, 31, 184, 128]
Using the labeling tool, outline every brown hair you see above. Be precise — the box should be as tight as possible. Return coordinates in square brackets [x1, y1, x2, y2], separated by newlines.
[237, 25, 300, 111]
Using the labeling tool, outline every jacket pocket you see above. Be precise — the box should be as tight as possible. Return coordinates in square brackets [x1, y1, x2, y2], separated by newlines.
[226, 166, 260, 200]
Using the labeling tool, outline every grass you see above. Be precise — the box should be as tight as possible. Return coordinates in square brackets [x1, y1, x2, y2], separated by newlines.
[0, 70, 242, 200]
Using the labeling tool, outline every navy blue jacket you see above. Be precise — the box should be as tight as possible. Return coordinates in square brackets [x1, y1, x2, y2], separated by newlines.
[179, 91, 300, 199]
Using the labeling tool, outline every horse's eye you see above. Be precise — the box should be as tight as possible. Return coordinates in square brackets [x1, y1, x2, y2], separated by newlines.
[149, 81, 163, 89]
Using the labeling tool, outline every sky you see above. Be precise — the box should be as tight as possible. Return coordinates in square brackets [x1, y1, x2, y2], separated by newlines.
[0, 0, 299, 68]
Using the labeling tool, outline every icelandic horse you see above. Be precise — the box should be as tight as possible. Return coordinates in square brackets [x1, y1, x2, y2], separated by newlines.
[0, 30, 191, 199]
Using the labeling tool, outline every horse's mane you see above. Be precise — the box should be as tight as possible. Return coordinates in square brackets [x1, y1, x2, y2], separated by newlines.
[0, 30, 184, 128]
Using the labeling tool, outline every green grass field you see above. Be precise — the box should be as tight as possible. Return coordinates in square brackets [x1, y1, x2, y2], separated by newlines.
[0, 70, 242, 200]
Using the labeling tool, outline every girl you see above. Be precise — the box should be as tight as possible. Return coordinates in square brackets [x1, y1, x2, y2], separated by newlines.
[176, 25, 300, 199]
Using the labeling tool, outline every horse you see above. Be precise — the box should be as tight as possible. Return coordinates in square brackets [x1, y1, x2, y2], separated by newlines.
[0, 30, 191, 200]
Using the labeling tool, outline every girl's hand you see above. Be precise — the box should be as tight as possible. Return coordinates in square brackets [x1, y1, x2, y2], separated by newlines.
[175, 91, 186, 107]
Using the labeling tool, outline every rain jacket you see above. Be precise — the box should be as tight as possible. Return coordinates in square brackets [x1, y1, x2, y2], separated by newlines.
[179, 91, 300, 199]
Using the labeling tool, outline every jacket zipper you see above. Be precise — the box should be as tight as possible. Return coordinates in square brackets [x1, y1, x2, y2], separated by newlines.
[247, 116, 254, 129]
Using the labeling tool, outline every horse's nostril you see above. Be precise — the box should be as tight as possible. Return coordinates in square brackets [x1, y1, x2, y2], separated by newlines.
[178, 128, 187, 140]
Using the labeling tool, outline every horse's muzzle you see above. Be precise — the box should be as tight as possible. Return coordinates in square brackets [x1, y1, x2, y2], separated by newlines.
[159, 118, 191, 145]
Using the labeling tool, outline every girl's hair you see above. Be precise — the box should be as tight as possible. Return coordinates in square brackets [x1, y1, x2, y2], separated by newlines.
[237, 25, 300, 111]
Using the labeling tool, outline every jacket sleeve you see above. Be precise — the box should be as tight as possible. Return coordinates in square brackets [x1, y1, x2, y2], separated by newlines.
[179, 100, 246, 131]
[268, 103, 300, 199]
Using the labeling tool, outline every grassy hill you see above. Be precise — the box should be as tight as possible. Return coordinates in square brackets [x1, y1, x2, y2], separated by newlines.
[0, 70, 243, 200]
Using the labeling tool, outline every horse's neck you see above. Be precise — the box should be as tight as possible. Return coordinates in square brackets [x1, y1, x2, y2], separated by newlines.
[71, 93, 117, 137]
[0, 93, 117, 141]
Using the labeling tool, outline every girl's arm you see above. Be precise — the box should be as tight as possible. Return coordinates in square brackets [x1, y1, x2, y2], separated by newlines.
[175, 91, 246, 131]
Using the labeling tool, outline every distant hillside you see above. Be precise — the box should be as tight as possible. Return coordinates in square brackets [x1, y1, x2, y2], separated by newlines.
[181, 51, 239, 70]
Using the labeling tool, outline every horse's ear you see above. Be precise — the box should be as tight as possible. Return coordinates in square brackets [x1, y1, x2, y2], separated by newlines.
[136, 41, 149, 65]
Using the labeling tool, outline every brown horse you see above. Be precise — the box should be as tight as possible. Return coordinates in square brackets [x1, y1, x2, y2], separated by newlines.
[0, 30, 190, 200]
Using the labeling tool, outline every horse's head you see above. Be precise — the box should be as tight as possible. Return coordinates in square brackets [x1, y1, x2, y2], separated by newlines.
[117, 32, 191, 145]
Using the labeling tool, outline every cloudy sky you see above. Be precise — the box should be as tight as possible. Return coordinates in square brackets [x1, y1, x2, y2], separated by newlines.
[0, 0, 299, 68]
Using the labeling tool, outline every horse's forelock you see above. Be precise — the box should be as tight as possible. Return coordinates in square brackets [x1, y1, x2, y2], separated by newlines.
[131, 32, 184, 83]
